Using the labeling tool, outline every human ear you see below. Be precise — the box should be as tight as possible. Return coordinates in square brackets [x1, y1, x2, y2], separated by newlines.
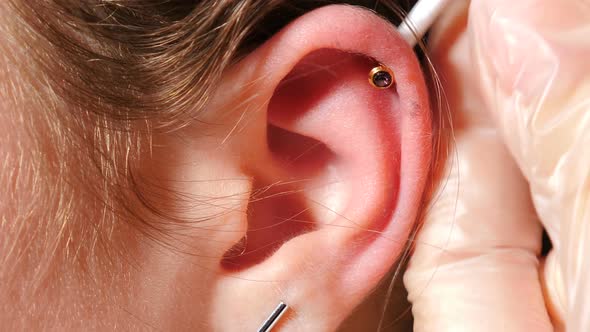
[136, 4, 431, 331]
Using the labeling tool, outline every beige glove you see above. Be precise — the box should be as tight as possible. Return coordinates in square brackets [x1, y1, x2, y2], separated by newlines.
[405, 0, 590, 331]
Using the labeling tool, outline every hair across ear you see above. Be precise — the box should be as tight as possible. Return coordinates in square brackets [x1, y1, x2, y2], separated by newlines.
[133, 4, 432, 331]
[196, 5, 433, 330]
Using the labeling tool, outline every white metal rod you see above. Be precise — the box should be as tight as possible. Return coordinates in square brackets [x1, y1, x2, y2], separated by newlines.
[398, 0, 451, 47]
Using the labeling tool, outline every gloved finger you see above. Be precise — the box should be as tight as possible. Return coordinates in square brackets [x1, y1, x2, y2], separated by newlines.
[469, 0, 590, 329]
[404, 2, 552, 331]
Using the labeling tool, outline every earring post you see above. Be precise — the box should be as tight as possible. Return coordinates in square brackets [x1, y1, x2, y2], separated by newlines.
[257, 302, 288, 332]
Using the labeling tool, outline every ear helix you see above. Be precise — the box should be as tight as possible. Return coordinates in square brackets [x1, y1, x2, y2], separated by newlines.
[253, 0, 450, 329]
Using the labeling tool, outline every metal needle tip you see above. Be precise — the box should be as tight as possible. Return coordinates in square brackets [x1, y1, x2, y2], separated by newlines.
[257, 302, 288, 332]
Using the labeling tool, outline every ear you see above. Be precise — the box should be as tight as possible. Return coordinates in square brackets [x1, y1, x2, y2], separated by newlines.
[206, 5, 432, 329]
[138, 4, 431, 331]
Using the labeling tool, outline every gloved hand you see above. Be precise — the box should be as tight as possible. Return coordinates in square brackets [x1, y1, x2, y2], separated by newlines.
[404, 0, 590, 331]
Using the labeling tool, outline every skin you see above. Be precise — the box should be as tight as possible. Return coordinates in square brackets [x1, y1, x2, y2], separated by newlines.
[3, 0, 587, 330]
[1, 5, 431, 331]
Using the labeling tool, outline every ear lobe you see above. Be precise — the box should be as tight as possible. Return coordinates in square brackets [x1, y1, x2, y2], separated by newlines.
[209, 5, 432, 330]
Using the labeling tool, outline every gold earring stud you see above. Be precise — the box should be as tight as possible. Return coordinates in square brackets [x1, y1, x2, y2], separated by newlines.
[369, 65, 395, 89]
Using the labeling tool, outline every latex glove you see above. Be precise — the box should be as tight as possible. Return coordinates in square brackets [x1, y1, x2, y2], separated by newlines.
[404, 0, 590, 330]
[469, 0, 590, 330]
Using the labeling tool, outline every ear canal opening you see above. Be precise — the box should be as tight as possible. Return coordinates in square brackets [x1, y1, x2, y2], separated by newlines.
[220, 127, 337, 271]
[220, 177, 316, 271]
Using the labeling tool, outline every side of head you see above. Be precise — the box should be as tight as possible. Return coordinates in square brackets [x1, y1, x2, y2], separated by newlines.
[0, 1, 437, 330]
